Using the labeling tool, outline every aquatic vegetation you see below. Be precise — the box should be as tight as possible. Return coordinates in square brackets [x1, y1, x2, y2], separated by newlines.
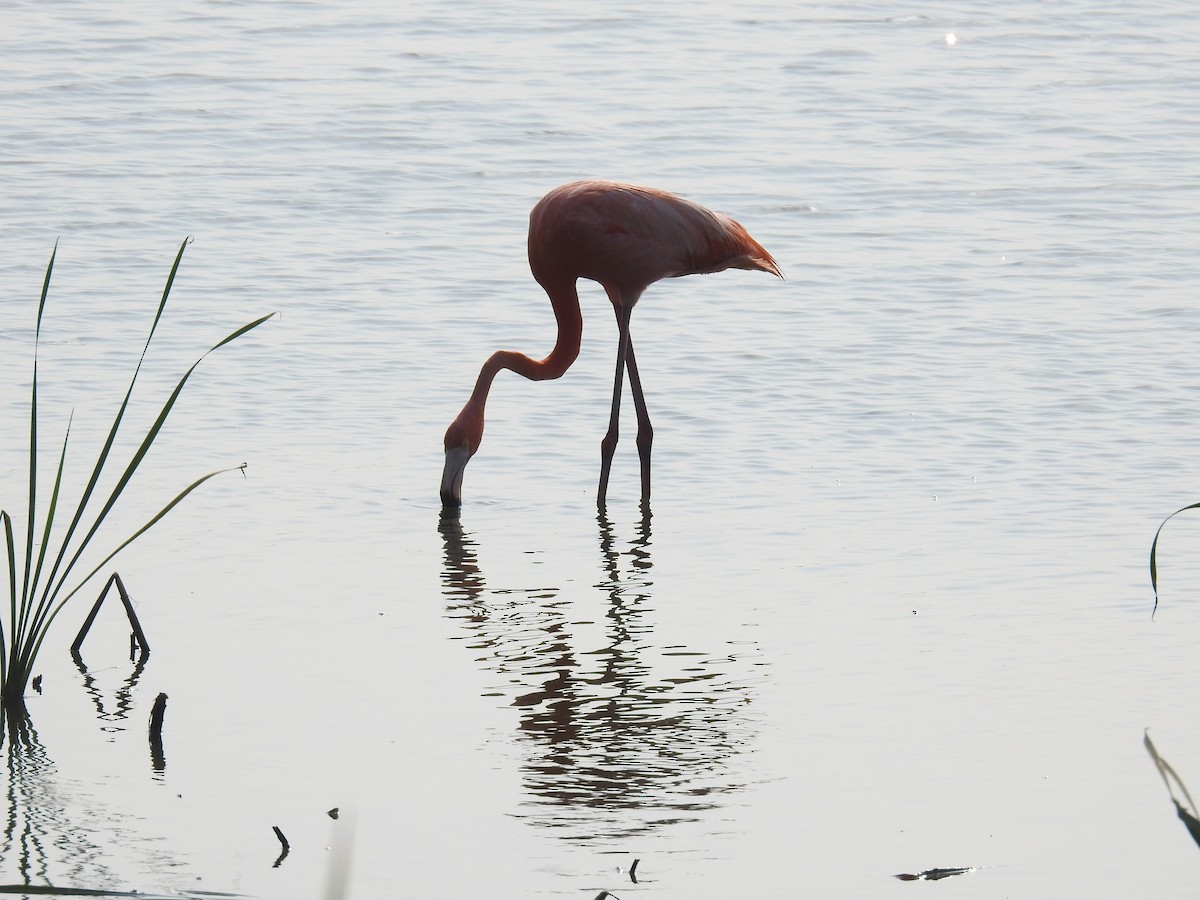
[893, 866, 978, 881]
[0, 239, 273, 716]
[1144, 730, 1200, 848]
[1149, 501, 1200, 616]
[271, 825, 290, 868]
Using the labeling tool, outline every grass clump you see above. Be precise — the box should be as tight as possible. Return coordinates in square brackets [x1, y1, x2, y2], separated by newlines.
[0, 238, 273, 715]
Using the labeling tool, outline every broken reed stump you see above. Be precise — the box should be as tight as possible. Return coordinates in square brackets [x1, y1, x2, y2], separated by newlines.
[149, 692, 167, 773]
[71, 573, 150, 662]
[272, 825, 290, 867]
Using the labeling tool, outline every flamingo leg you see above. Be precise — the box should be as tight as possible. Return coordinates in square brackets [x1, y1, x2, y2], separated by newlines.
[598, 305, 632, 507]
[598, 304, 653, 505]
[623, 335, 653, 502]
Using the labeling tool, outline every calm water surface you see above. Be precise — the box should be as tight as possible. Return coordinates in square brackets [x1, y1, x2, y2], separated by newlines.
[2, 1, 1200, 897]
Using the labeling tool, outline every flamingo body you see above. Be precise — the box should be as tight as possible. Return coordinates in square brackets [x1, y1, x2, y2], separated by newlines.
[528, 181, 780, 295]
[441, 180, 781, 507]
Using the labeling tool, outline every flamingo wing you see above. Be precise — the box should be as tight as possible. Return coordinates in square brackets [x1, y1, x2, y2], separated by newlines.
[529, 181, 781, 298]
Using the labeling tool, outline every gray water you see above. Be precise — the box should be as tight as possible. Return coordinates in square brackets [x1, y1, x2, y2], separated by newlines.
[2, 1, 1200, 897]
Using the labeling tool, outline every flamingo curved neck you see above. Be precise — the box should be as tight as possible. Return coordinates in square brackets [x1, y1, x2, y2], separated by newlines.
[461, 281, 583, 420]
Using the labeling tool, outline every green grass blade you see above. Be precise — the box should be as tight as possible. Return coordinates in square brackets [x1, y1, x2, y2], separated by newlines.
[42, 311, 275, 614]
[17, 415, 73, 652]
[21, 242, 57, 606]
[24, 465, 249, 668]
[37, 238, 190, 619]
[1149, 501, 1200, 617]
[205, 311, 277, 353]
[1, 511, 15, 685]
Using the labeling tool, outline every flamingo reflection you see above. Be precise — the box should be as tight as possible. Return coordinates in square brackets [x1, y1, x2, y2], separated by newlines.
[438, 505, 761, 842]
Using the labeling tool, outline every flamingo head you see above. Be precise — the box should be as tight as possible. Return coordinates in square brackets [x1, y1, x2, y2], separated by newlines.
[440, 409, 483, 506]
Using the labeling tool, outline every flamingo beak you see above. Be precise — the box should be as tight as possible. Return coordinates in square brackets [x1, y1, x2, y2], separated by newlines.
[440, 445, 471, 506]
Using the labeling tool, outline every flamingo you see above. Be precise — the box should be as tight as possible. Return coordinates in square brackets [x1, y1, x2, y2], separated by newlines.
[440, 180, 782, 508]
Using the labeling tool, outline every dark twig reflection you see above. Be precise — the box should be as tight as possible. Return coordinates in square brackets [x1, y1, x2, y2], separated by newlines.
[72, 644, 148, 733]
[2, 714, 54, 888]
[1145, 729, 1200, 847]
[439, 503, 760, 842]
[0, 708, 199, 892]
[0, 712, 122, 889]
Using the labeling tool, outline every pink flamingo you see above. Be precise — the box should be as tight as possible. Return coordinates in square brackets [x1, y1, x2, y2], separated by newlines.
[440, 180, 782, 508]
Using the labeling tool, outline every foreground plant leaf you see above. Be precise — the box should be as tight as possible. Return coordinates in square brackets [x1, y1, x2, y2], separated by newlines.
[1149, 502, 1200, 617]
[1, 239, 274, 709]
